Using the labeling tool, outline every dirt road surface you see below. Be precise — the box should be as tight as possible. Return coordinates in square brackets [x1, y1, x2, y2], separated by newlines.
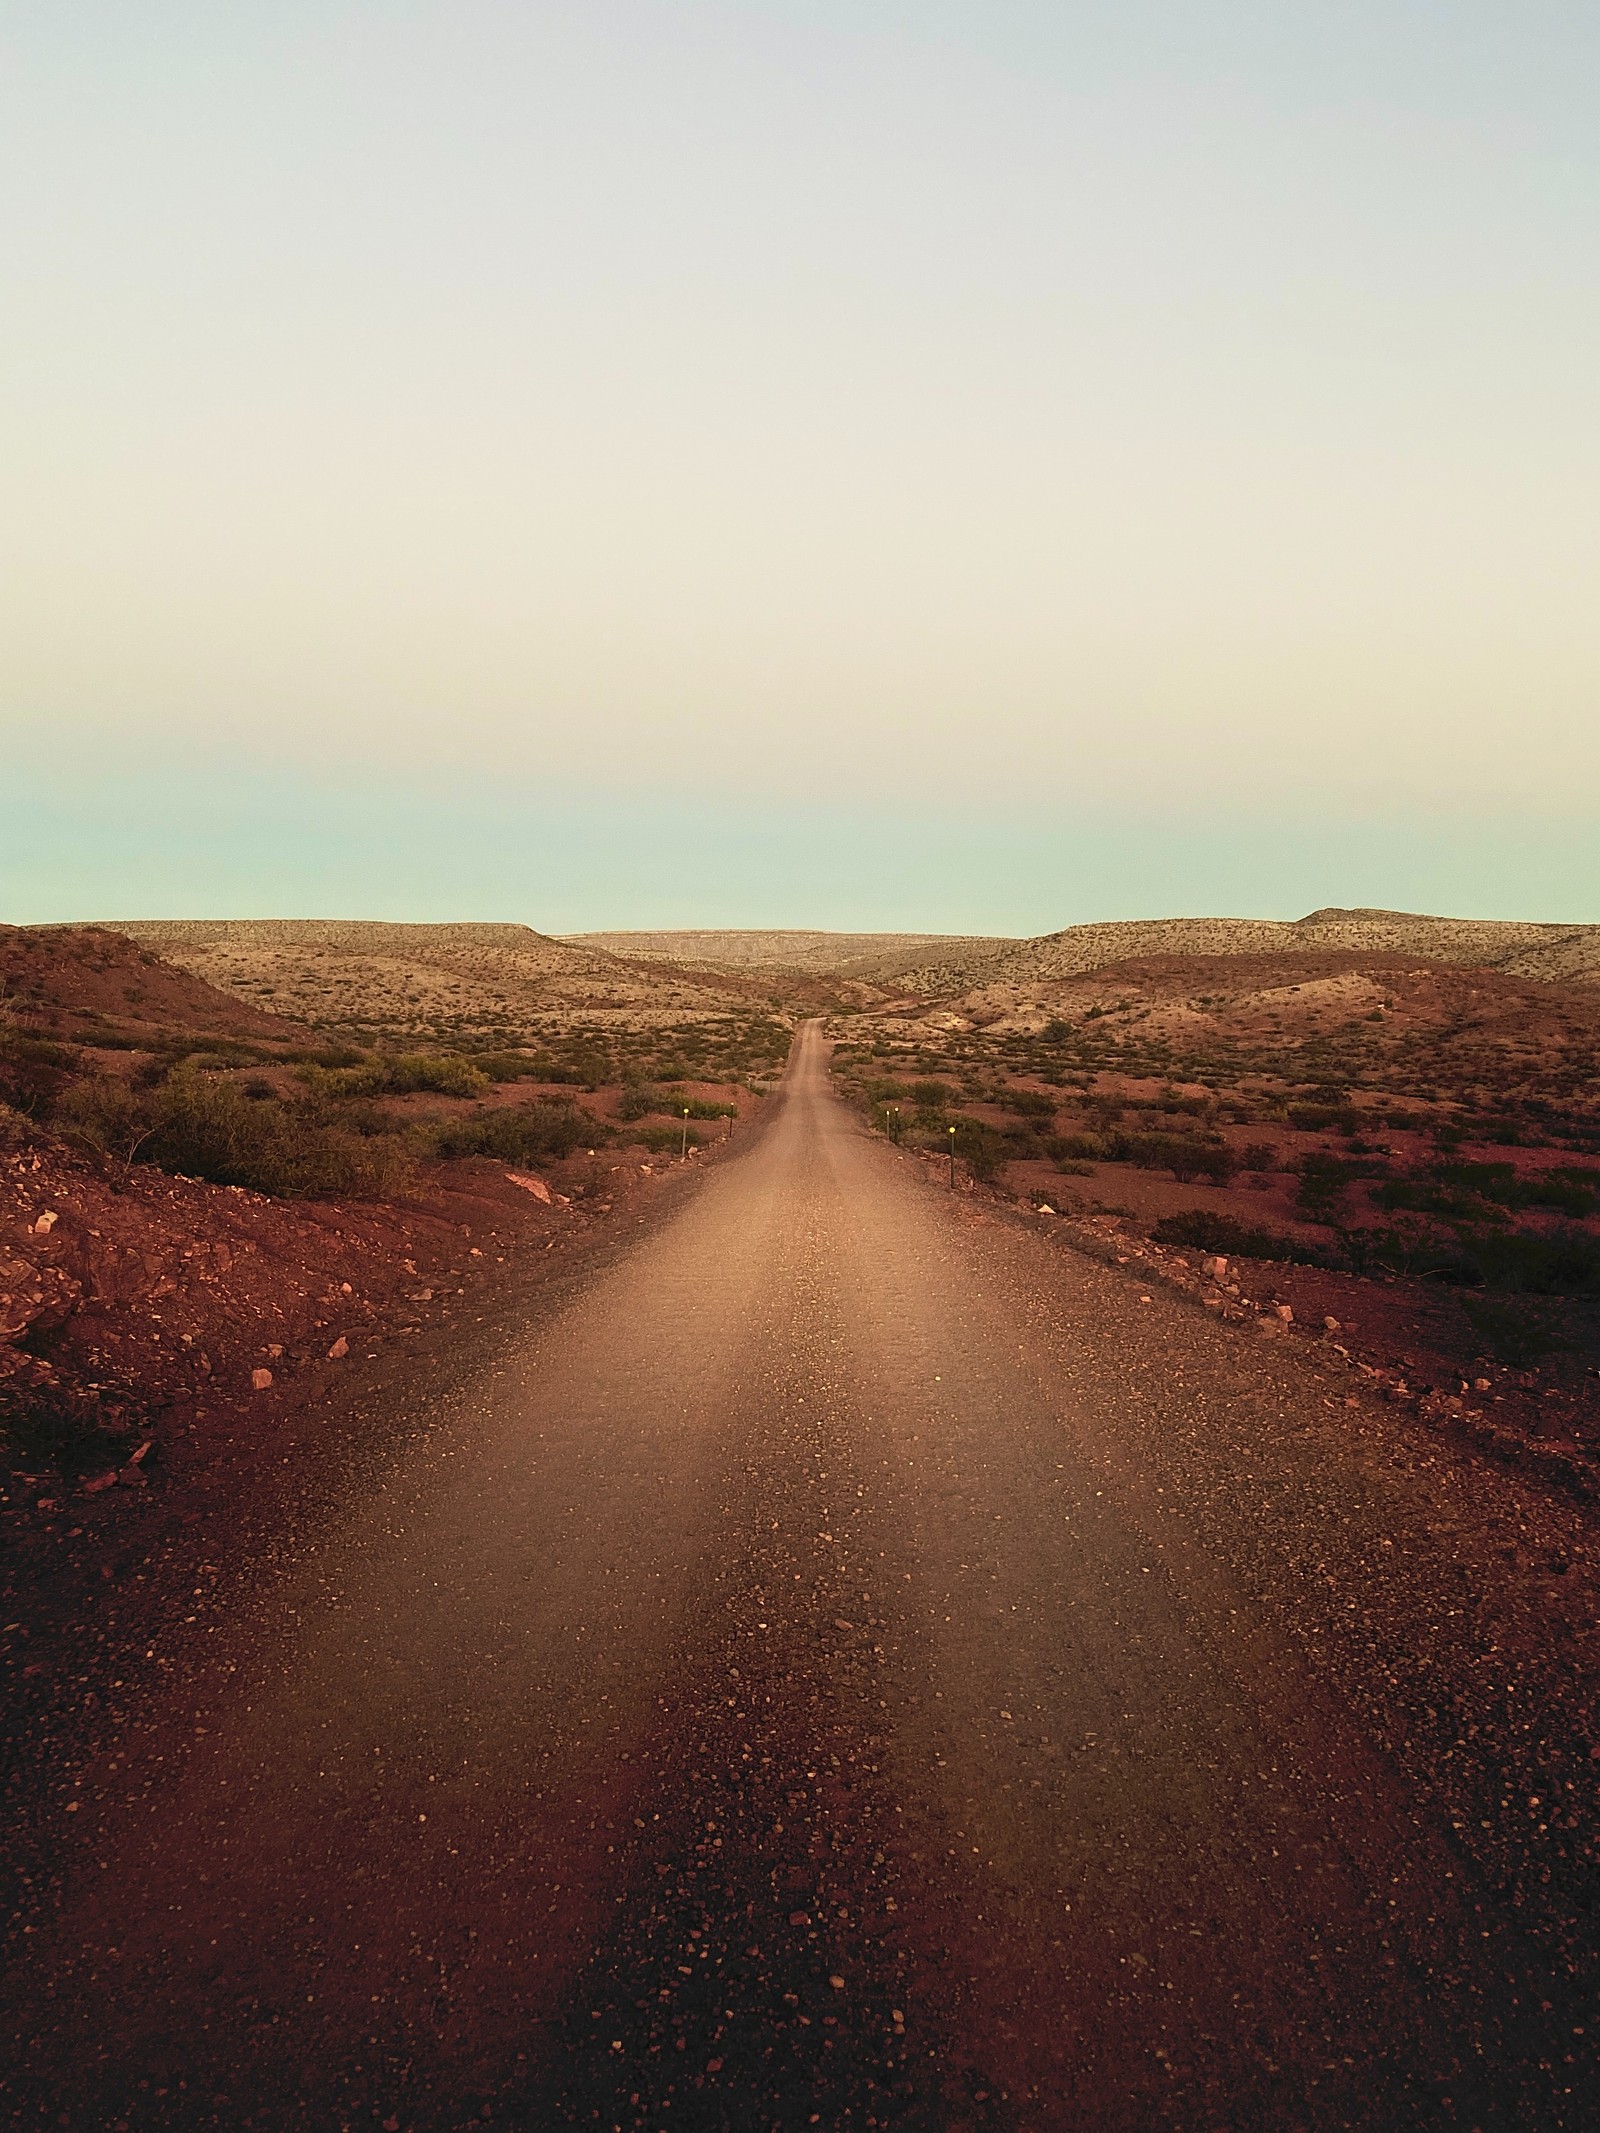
[5, 1026, 1597, 2130]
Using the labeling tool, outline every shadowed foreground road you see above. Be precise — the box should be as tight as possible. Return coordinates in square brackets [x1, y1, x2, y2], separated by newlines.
[6, 1026, 1598, 2130]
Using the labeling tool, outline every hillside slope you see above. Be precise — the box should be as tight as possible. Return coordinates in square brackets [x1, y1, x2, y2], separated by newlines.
[2, 925, 305, 1043]
[109, 920, 764, 1040]
[570, 928, 1012, 976]
[877, 909, 1600, 997]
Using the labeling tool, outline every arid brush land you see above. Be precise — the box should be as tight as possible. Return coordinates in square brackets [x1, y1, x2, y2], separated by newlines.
[5, 906, 1600, 2129]
[5, 905, 1598, 1508]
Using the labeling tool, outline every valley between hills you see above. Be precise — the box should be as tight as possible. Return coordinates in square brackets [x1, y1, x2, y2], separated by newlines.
[3, 904, 1598, 2129]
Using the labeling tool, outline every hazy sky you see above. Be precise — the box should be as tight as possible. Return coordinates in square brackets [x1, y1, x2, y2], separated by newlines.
[4, 2, 1596, 929]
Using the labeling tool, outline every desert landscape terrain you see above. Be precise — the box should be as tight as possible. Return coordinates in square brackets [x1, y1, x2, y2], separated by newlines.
[3, 907, 1598, 2130]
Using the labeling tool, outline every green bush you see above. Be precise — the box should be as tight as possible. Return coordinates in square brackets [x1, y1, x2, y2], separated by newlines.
[1001, 1089, 1057, 1121]
[1533, 1168, 1600, 1216]
[0, 1030, 78, 1115]
[303, 1053, 490, 1100]
[1044, 1132, 1106, 1163]
[1295, 1152, 1352, 1220]
[1151, 1210, 1325, 1264]
[630, 1122, 701, 1153]
[1453, 1223, 1600, 1296]
[60, 1069, 414, 1198]
[1336, 1221, 1467, 1281]
[470, 1050, 553, 1085]
[1376, 1162, 1600, 1222]
[1460, 1294, 1574, 1366]
[949, 1116, 1009, 1180]
[54, 1076, 150, 1161]
[617, 1084, 734, 1122]
[1289, 1102, 1358, 1133]
[1041, 1128, 1238, 1182]
[428, 1099, 597, 1164]
[1114, 1131, 1239, 1184]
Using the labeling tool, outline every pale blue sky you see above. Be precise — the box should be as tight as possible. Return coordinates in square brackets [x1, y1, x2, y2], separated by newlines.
[4, 3, 1596, 928]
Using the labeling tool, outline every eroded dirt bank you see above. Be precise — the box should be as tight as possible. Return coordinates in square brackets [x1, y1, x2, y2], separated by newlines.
[3, 1028, 1597, 2131]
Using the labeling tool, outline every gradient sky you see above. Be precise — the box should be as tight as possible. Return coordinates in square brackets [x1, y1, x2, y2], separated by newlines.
[4, 2, 1597, 931]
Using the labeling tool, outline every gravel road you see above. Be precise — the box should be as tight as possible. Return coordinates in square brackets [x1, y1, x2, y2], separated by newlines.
[6, 1024, 1597, 2131]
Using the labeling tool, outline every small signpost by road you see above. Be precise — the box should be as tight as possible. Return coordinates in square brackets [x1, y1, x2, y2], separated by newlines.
[948, 1122, 957, 1187]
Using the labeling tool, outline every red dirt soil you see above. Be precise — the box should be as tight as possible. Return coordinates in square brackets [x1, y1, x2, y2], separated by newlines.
[1, 924, 305, 1042]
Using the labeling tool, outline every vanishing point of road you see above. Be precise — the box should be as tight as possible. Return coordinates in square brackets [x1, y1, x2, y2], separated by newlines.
[6, 1026, 1598, 2130]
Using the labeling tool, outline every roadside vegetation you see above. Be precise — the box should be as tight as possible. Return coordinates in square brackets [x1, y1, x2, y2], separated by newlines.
[2, 1010, 789, 1202]
[829, 995, 1600, 1396]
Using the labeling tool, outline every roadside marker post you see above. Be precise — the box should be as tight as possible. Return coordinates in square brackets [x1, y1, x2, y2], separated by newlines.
[681, 1106, 691, 1159]
[948, 1123, 956, 1188]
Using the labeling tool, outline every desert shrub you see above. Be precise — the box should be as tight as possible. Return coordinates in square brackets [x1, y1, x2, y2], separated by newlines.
[617, 1084, 734, 1122]
[1041, 1019, 1073, 1043]
[1160, 1091, 1210, 1117]
[470, 1050, 552, 1085]
[950, 1117, 1009, 1180]
[55, 1076, 152, 1161]
[149, 1036, 265, 1071]
[630, 1122, 701, 1153]
[911, 1080, 954, 1110]
[1117, 1131, 1239, 1184]
[1459, 1294, 1574, 1366]
[428, 1099, 597, 1164]
[1533, 1168, 1600, 1216]
[0, 1031, 78, 1115]
[1428, 1161, 1524, 1210]
[1476, 1116, 1528, 1146]
[1376, 1162, 1600, 1223]
[1377, 1174, 1487, 1220]
[1150, 1210, 1325, 1264]
[1238, 1141, 1280, 1171]
[1336, 1221, 1467, 1281]
[1295, 1152, 1353, 1221]
[160, 1071, 415, 1196]
[1454, 1224, 1600, 1296]
[1288, 1103, 1357, 1133]
[304, 1053, 490, 1100]
[60, 1069, 415, 1197]
[1001, 1090, 1057, 1121]
[1044, 1132, 1106, 1163]
[295, 1043, 368, 1068]
[1041, 1127, 1236, 1182]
